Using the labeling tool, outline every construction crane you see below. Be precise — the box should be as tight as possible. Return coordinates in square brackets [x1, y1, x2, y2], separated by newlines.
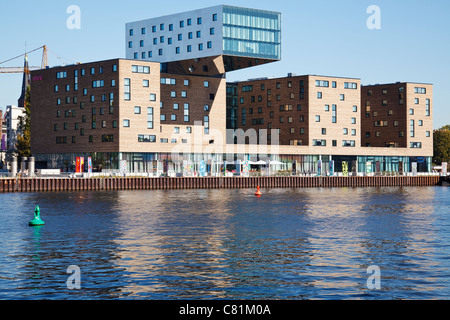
[0, 45, 48, 74]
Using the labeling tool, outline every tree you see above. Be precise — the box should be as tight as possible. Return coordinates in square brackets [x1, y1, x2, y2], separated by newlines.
[16, 85, 31, 158]
[433, 125, 450, 165]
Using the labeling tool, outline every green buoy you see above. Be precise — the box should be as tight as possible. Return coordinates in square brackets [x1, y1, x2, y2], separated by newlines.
[29, 205, 45, 226]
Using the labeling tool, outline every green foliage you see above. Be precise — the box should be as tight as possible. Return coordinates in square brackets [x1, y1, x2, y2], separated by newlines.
[433, 125, 450, 165]
[16, 86, 31, 158]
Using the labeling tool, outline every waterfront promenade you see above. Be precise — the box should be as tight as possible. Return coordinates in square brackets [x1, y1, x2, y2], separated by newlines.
[0, 175, 442, 193]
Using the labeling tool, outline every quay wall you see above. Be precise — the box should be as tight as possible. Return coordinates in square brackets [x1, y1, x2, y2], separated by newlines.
[0, 176, 441, 193]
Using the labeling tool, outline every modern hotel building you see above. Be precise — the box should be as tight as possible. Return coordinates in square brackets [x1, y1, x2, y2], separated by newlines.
[30, 5, 433, 175]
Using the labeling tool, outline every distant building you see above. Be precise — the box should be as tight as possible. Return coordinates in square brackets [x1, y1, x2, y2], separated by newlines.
[18, 54, 31, 108]
[4, 105, 24, 151]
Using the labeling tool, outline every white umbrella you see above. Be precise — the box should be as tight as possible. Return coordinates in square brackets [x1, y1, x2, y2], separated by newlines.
[269, 160, 283, 165]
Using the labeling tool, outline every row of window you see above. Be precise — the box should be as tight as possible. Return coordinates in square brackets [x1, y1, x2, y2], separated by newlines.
[366, 86, 427, 96]
[312, 139, 356, 147]
[55, 65, 118, 80]
[315, 80, 358, 89]
[129, 28, 216, 48]
[129, 14, 218, 37]
[56, 135, 114, 144]
[365, 131, 431, 138]
[133, 42, 213, 59]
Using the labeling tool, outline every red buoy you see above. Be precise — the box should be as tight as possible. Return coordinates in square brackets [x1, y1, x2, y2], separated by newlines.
[255, 186, 262, 197]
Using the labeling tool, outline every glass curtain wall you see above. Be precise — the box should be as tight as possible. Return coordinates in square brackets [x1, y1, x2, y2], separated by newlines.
[222, 6, 281, 60]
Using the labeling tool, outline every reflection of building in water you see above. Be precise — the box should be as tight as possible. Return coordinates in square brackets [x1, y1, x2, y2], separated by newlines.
[111, 190, 235, 297]
[30, 5, 433, 175]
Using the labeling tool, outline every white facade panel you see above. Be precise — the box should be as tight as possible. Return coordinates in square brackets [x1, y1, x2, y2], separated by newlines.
[126, 5, 224, 63]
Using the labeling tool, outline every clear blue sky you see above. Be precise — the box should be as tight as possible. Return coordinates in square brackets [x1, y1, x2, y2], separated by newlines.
[1, 0, 449, 129]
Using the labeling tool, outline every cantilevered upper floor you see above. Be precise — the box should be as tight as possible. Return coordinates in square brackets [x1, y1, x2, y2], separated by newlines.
[125, 5, 281, 75]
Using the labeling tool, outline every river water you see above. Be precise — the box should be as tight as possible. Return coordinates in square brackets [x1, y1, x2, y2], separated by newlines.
[0, 186, 449, 300]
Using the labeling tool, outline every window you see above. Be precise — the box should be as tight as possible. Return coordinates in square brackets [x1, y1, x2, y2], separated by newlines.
[207, 41, 212, 49]
[102, 135, 114, 143]
[315, 80, 329, 87]
[138, 135, 156, 143]
[317, 92, 322, 99]
[92, 80, 104, 88]
[124, 78, 131, 100]
[150, 93, 156, 101]
[204, 81, 209, 88]
[176, 47, 180, 54]
[171, 91, 176, 98]
[198, 43, 203, 51]
[160, 114, 166, 121]
[410, 108, 414, 115]
[174, 103, 179, 110]
[132, 65, 150, 74]
[197, 17, 202, 24]
[321, 128, 326, 135]
[129, 29, 134, 36]
[134, 106, 141, 114]
[187, 45, 192, 52]
[313, 139, 326, 146]
[332, 81, 337, 88]
[426, 99, 431, 116]
[169, 24, 173, 31]
[181, 91, 187, 98]
[426, 131, 431, 137]
[342, 140, 356, 147]
[123, 119, 130, 128]
[204, 116, 209, 134]
[351, 117, 356, 124]
[393, 120, 399, 127]
[410, 142, 422, 148]
[184, 103, 190, 122]
[332, 105, 337, 123]
[197, 31, 201, 38]
[418, 120, 423, 126]
[171, 114, 177, 121]
[343, 128, 348, 135]
[56, 71, 67, 79]
[414, 87, 426, 94]
[141, 27, 146, 35]
[178, 34, 183, 41]
[188, 32, 193, 39]
[325, 104, 330, 112]
[204, 105, 209, 111]
[410, 120, 415, 137]
[340, 94, 345, 101]
[210, 28, 215, 35]
[315, 115, 320, 122]
[213, 13, 218, 21]
[351, 129, 356, 136]
[344, 82, 358, 89]
[353, 105, 358, 112]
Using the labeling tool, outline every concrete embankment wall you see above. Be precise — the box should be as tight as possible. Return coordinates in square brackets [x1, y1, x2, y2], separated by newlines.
[0, 176, 441, 193]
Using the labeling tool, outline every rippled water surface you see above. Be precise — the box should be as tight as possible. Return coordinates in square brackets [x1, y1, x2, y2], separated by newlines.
[0, 186, 449, 300]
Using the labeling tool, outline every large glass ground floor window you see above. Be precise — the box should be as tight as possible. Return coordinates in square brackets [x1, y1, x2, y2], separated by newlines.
[34, 153, 432, 174]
